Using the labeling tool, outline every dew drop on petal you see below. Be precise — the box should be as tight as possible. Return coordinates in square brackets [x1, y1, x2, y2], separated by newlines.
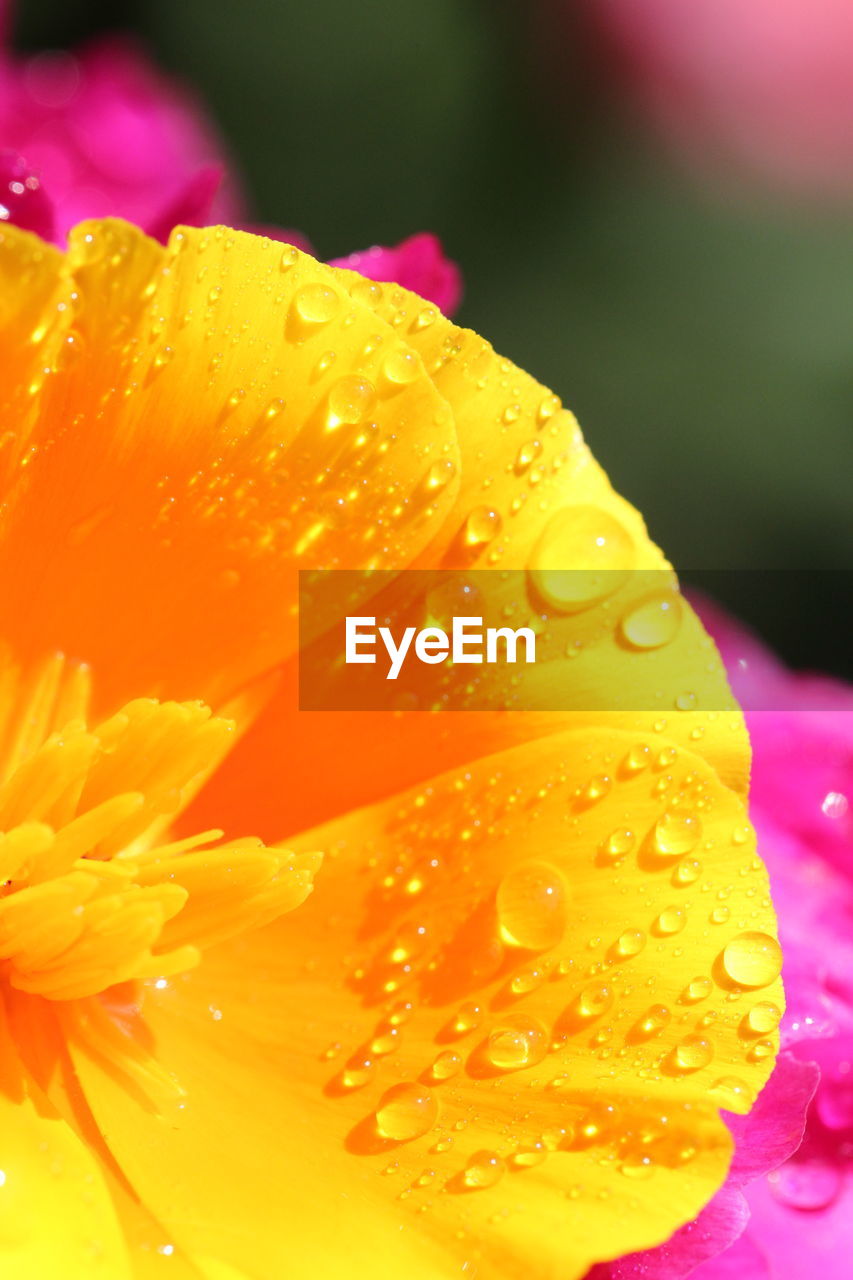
[487, 1015, 549, 1070]
[655, 906, 686, 935]
[620, 594, 683, 649]
[747, 1001, 782, 1034]
[576, 981, 614, 1020]
[453, 1002, 482, 1035]
[722, 933, 783, 988]
[654, 812, 702, 857]
[431, 1050, 463, 1081]
[375, 1084, 438, 1141]
[770, 1159, 842, 1211]
[710, 1076, 756, 1109]
[382, 348, 419, 385]
[293, 284, 340, 326]
[638, 1004, 671, 1037]
[684, 976, 713, 1002]
[528, 507, 634, 612]
[464, 1150, 505, 1189]
[496, 861, 568, 951]
[464, 506, 503, 547]
[674, 1035, 714, 1072]
[605, 828, 636, 859]
[616, 929, 646, 958]
[327, 375, 376, 425]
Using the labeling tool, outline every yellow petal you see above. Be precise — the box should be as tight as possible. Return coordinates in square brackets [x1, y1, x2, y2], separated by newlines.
[0, 998, 134, 1278]
[71, 727, 779, 1279]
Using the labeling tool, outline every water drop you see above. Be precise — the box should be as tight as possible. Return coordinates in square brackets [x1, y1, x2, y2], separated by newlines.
[624, 744, 651, 773]
[496, 861, 568, 951]
[327, 375, 376, 425]
[510, 966, 547, 995]
[616, 929, 646, 958]
[722, 932, 783, 988]
[424, 459, 456, 492]
[293, 284, 340, 326]
[514, 439, 542, 474]
[431, 1050, 462, 1081]
[683, 976, 712, 1002]
[654, 811, 702, 857]
[748, 1039, 775, 1063]
[511, 1143, 547, 1169]
[464, 1151, 505, 1189]
[487, 1015, 548, 1070]
[673, 1035, 714, 1072]
[605, 828, 636, 859]
[382, 349, 419, 386]
[770, 1159, 841, 1211]
[464, 506, 503, 547]
[375, 1084, 438, 1141]
[453, 1002, 482, 1035]
[710, 1077, 756, 1109]
[673, 857, 702, 886]
[528, 506, 634, 612]
[620, 594, 682, 649]
[655, 906, 686, 936]
[637, 1004, 671, 1037]
[576, 982, 614, 1020]
[747, 1001, 782, 1034]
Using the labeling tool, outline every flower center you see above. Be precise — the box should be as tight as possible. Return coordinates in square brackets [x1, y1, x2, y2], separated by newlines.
[0, 654, 320, 1000]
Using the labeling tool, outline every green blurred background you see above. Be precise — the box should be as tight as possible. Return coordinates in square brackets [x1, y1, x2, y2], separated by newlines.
[13, 0, 853, 676]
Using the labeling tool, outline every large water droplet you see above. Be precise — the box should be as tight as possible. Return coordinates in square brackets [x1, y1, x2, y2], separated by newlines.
[487, 1015, 549, 1071]
[673, 1035, 714, 1072]
[747, 1001, 782, 1034]
[375, 1084, 438, 1141]
[576, 981, 614, 1020]
[464, 506, 503, 547]
[293, 284, 341, 326]
[620, 593, 683, 649]
[616, 928, 646, 958]
[770, 1159, 841, 1211]
[710, 1076, 756, 1109]
[496, 861, 568, 951]
[722, 932, 783, 988]
[528, 506, 634, 612]
[327, 375, 376, 426]
[464, 1150, 505, 1189]
[654, 811, 702, 857]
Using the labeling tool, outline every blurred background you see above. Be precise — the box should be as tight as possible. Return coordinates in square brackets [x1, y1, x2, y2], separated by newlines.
[9, 0, 853, 676]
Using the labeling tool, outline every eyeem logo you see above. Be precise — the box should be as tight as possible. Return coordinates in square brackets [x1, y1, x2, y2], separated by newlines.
[345, 616, 537, 680]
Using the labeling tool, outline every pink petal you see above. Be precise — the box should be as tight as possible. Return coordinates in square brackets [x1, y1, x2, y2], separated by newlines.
[726, 1053, 819, 1184]
[145, 164, 223, 243]
[688, 1231, 770, 1280]
[330, 232, 463, 314]
[0, 150, 54, 240]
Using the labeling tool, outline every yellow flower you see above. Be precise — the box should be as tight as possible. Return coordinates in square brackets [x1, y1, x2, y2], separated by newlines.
[0, 219, 781, 1279]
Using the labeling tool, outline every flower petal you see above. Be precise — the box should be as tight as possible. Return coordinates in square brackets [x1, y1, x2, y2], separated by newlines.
[72, 726, 779, 1278]
[0, 220, 459, 712]
[0, 1000, 135, 1278]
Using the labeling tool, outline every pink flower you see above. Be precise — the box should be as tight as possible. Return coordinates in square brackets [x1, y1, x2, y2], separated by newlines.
[576, 0, 853, 197]
[0, 36, 244, 240]
[330, 233, 463, 316]
[0, 19, 462, 310]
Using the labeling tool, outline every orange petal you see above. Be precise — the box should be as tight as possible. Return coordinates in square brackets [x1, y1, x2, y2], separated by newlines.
[0, 221, 458, 713]
[70, 727, 779, 1278]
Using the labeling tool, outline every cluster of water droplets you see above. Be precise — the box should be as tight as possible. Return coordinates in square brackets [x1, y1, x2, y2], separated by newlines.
[312, 735, 783, 1209]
